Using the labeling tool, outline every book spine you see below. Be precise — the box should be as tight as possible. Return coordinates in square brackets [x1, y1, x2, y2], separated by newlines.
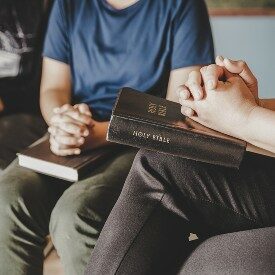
[107, 115, 246, 168]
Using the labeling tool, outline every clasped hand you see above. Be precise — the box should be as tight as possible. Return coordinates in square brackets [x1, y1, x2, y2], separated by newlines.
[48, 103, 93, 156]
[177, 56, 259, 139]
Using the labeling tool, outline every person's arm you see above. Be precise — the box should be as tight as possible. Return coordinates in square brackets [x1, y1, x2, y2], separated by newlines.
[82, 120, 110, 150]
[242, 107, 275, 153]
[41, 0, 109, 155]
[40, 57, 109, 155]
[40, 57, 72, 125]
[167, 0, 214, 102]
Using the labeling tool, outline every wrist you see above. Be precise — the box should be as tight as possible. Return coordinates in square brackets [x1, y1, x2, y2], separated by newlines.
[239, 105, 262, 142]
[85, 121, 109, 149]
[96, 121, 109, 146]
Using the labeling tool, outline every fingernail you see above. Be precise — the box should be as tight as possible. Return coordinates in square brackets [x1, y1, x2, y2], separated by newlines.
[78, 138, 84, 144]
[83, 130, 89, 137]
[217, 55, 224, 62]
[207, 80, 215, 90]
[75, 149, 81, 155]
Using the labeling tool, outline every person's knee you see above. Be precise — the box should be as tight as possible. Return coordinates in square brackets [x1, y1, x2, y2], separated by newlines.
[135, 149, 198, 170]
[50, 192, 101, 251]
[123, 149, 170, 192]
[0, 167, 39, 237]
[50, 197, 76, 247]
[132, 149, 204, 188]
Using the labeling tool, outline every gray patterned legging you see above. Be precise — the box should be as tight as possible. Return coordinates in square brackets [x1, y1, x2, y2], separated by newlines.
[86, 149, 275, 275]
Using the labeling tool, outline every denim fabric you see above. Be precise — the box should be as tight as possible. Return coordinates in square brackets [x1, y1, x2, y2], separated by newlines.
[86, 149, 275, 275]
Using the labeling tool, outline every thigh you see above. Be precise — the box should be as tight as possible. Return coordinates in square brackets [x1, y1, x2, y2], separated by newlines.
[0, 159, 67, 236]
[0, 113, 47, 169]
[0, 159, 67, 275]
[154, 151, 275, 237]
[52, 147, 138, 231]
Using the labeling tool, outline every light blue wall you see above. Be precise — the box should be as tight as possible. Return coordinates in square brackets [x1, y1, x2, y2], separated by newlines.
[210, 16, 275, 98]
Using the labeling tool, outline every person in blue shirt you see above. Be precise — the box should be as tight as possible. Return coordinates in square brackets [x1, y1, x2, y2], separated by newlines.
[0, 0, 214, 274]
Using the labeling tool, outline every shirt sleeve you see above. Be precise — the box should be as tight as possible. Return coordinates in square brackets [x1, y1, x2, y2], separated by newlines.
[171, 0, 215, 70]
[42, 0, 70, 64]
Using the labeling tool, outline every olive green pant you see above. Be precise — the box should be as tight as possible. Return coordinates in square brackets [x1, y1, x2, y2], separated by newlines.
[0, 147, 137, 275]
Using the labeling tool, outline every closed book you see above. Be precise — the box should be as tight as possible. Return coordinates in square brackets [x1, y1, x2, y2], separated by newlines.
[18, 136, 111, 182]
[107, 88, 275, 168]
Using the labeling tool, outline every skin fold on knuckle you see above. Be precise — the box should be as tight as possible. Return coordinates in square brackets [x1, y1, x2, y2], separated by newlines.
[65, 137, 79, 146]
[61, 123, 76, 134]
[180, 90, 190, 100]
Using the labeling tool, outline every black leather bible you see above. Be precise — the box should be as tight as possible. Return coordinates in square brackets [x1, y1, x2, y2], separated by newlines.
[107, 88, 275, 168]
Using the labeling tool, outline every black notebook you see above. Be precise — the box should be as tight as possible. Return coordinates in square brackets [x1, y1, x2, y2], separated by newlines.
[18, 136, 111, 182]
[107, 88, 275, 168]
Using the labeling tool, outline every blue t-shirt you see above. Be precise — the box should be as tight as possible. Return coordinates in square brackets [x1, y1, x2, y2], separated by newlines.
[43, 0, 214, 120]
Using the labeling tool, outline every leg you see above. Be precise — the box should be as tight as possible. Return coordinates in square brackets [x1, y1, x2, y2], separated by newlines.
[0, 160, 67, 275]
[49, 147, 137, 275]
[181, 227, 275, 274]
[0, 113, 46, 169]
[85, 150, 275, 275]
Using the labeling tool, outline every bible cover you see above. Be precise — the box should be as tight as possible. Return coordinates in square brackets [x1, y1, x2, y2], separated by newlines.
[107, 88, 248, 168]
[18, 136, 111, 182]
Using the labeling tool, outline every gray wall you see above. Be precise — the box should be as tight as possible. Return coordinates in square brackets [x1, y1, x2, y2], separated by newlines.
[210, 16, 275, 98]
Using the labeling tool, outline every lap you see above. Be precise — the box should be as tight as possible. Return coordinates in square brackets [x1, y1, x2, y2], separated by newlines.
[134, 150, 275, 235]
[52, 147, 138, 222]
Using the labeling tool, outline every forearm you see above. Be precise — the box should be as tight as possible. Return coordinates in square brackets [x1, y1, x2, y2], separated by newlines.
[92, 121, 110, 147]
[40, 89, 71, 125]
[85, 121, 110, 149]
[259, 99, 275, 111]
[40, 58, 72, 125]
[241, 106, 275, 153]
